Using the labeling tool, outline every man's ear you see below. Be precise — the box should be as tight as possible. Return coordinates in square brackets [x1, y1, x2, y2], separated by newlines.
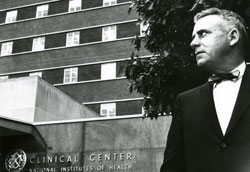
[228, 28, 240, 46]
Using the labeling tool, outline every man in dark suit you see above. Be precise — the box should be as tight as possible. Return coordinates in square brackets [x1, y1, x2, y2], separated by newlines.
[160, 8, 250, 172]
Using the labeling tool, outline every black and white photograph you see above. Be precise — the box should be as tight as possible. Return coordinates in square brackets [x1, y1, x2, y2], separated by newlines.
[0, 0, 250, 172]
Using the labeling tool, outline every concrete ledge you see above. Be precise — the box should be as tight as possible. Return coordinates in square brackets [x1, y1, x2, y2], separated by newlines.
[0, 76, 99, 124]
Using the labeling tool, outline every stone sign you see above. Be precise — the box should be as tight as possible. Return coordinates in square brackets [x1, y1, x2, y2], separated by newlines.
[24, 150, 136, 172]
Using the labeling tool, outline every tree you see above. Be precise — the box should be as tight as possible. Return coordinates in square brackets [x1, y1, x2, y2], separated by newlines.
[125, 0, 250, 119]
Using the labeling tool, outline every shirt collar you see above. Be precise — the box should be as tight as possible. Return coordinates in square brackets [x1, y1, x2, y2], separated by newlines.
[231, 61, 246, 79]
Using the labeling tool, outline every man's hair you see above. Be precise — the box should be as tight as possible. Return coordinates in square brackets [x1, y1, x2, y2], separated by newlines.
[194, 8, 249, 58]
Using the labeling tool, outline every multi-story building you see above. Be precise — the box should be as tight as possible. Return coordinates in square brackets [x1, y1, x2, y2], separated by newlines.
[0, 0, 150, 118]
[0, 2, 171, 172]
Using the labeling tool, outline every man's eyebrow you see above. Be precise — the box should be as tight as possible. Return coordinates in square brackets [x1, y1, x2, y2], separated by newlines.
[192, 29, 211, 39]
[197, 29, 211, 35]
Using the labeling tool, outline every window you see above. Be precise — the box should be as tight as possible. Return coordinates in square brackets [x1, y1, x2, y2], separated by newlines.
[29, 72, 42, 77]
[1, 42, 13, 56]
[102, 25, 116, 41]
[0, 76, 8, 81]
[5, 10, 17, 23]
[103, 0, 117, 6]
[64, 67, 78, 83]
[140, 22, 149, 36]
[69, 0, 82, 12]
[66, 31, 80, 46]
[101, 63, 116, 80]
[100, 103, 116, 117]
[32, 37, 45, 51]
[36, 4, 49, 18]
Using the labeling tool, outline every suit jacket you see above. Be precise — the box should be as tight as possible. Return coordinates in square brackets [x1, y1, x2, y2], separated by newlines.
[160, 65, 250, 172]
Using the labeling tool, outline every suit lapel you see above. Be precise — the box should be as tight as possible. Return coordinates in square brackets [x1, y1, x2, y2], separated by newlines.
[199, 82, 224, 138]
[226, 66, 250, 135]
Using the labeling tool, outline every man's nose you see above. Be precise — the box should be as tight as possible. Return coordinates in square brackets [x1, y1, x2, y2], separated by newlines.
[190, 36, 200, 49]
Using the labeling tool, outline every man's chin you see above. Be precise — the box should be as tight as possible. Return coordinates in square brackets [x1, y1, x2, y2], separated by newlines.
[197, 60, 211, 70]
[196, 60, 206, 68]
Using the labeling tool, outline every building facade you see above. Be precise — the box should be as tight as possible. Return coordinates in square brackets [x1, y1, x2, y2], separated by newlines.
[0, 0, 150, 118]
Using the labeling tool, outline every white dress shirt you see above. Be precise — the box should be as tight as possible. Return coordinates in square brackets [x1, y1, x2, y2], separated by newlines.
[213, 62, 246, 135]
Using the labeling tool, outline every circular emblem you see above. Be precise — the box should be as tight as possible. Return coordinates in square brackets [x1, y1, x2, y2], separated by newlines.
[5, 149, 27, 172]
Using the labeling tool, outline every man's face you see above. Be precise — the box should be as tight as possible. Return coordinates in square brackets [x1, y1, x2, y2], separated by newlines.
[190, 15, 231, 72]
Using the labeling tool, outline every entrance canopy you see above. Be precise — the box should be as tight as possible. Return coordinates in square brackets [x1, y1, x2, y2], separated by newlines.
[0, 117, 48, 149]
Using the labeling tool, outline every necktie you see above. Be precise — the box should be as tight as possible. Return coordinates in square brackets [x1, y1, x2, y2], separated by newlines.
[209, 70, 240, 84]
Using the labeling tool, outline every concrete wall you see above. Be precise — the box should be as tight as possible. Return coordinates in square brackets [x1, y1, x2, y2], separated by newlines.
[33, 117, 171, 152]
[34, 77, 99, 122]
[37, 116, 171, 172]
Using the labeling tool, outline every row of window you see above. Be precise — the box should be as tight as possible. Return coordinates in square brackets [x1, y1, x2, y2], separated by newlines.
[0, 61, 126, 84]
[63, 62, 118, 84]
[0, 22, 140, 56]
[0, 73, 142, 117]
[86, 100, 143, 117]
[99, 102, 141, 117]
[1, 0, 128, 24]
[0, 75, 141, 116]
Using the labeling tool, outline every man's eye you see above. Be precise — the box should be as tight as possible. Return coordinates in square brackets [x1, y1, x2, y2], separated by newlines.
[199, 32, 207, 37]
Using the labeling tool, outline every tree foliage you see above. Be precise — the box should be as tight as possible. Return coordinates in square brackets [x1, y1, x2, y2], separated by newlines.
[125, 0, 250, 118]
